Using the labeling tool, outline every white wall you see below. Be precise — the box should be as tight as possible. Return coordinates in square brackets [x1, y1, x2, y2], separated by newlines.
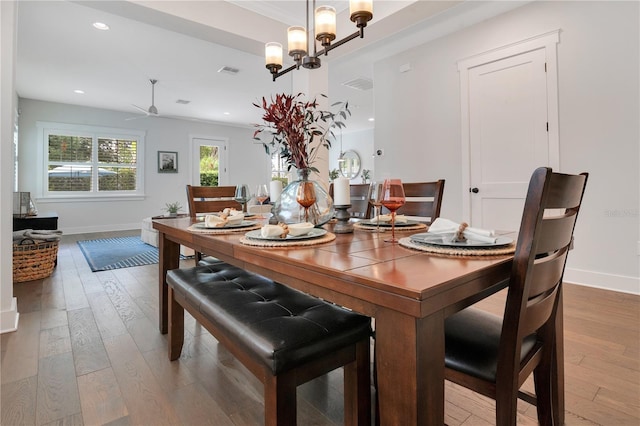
[1, 0, 19, 333]
[18, 99, 270, 234]
[374, 1, 639, 294]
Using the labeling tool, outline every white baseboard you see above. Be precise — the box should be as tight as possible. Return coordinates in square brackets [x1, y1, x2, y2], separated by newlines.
[60, 222, 142, 235]
[0, 297, 20, 334]
[564, 267, 640, 295]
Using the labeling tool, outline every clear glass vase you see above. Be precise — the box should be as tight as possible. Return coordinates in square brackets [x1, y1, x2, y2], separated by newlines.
[272, 168, 334, 225]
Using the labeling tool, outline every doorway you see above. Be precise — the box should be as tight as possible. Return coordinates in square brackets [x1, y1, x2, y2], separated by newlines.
[190, 136, 228, 186]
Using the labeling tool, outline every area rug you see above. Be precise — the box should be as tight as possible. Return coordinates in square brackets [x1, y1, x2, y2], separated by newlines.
[78, 236, 161, 272]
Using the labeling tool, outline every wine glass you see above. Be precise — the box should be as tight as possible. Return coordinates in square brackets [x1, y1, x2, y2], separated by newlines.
[255, 184, 269, 206]
[296, 181, 316, 223]
[369, 181, 384, 233]
[234, 184, 251, 212]
[380, 179, 406, 243]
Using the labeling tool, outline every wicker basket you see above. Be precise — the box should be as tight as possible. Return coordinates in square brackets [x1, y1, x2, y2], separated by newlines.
[13, 239, 59, 283]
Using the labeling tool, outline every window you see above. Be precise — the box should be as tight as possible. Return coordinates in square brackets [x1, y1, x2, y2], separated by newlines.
[271, 151, 288, 184]
[39, 122, 145, 199]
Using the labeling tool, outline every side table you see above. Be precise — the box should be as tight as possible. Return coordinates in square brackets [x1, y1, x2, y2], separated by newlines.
[13, 211, 59, 231]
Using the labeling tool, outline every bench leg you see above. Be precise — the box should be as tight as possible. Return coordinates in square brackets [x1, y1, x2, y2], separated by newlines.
[344, 338, 372, 426]
[264, 372, 297, 426]
[168, 287, 184, 361]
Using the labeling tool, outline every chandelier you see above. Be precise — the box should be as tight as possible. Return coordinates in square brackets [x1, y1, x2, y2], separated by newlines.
[265, 0, 373, 81]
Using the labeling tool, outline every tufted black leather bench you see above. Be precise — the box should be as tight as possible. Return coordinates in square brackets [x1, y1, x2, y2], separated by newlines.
[167, 264, 371, 426]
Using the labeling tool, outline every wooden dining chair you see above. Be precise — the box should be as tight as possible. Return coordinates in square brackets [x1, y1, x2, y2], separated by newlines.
[329, 183, 373, 219]
[442, 167, 588, 425]
[392, 180, 445, 224]
[185, 185, 241, 263]
[186, 185, 241, 218]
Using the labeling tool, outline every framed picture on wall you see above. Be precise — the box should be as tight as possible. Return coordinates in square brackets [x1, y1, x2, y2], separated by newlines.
[158, 151, 178, 173]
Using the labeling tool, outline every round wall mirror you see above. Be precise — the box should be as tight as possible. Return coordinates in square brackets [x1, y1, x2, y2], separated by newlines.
[338, 150, 361, 179]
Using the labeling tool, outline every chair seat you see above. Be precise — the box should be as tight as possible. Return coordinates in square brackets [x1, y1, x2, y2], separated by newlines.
[445, 308, 537, 382]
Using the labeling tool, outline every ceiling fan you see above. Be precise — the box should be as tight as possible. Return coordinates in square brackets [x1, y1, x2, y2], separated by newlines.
[125, 78, 218, 124]
[126, 79, 160, 120]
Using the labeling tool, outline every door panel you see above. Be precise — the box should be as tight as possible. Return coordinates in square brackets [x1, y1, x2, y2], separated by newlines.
[469, 48, 549, 228]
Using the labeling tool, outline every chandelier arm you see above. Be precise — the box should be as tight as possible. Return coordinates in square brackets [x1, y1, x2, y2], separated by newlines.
[315, 29, 363, 57]
[272, 64, 298, 82]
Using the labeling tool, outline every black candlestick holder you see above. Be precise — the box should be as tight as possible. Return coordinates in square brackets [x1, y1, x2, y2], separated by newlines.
[333, 204, 353, 233]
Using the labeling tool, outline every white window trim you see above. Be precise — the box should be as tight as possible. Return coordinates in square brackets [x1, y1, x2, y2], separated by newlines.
[36, 121, 146, 202]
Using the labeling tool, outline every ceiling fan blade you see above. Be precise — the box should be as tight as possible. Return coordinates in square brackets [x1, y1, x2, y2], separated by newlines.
[132, 104, 150, 115]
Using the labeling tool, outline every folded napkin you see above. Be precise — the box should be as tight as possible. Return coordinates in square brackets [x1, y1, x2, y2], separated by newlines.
[373, 214, 407, 224]
[261, 224, 289, 239]
[222, 208, 241, 216]
[205, 211, 243, 227]
[428, 218, 496, 244]
[205, 214, 227, 228]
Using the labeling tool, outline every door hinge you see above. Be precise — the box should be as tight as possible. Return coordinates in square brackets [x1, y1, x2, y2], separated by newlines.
[544, 62, 547, 72]
[546, 122, 549, 132]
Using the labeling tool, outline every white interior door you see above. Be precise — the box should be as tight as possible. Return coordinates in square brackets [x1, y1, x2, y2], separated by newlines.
[190, 136, 228, 186]
[459, 31, 560, 232]
[469, 48, 549, 231]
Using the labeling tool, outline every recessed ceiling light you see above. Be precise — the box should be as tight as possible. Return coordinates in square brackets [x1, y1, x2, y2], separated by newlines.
[368, 117, 375, 122]
[74, 89, 85, 94]
[92, 22, 110, 30]
[223, 112, 231, 115]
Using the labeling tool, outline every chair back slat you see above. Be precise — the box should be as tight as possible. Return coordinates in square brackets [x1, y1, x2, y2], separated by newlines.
[528, 247, 569, 297]
[186, 185, 240, 218]
[546, 173, 588, 208]
[535, 214, 578, 255]
[522, 285, 560, 337]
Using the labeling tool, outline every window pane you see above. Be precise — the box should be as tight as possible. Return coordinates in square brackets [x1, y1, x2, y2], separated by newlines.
[98, 167, 137, 191]
[98, 138, 138, 164]
[48, 135, 92, 162]
[48, 165, 92, 191]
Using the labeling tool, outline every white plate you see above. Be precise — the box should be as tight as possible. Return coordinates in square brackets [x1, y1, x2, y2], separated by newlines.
[410, 232, 513, 248]
[193, 220, 257, 229]
[245, 228, 327, 241]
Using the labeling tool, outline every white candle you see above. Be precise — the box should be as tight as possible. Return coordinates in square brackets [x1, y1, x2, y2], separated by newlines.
[269, 180, 282, 203]
[334, 177, 350, 206]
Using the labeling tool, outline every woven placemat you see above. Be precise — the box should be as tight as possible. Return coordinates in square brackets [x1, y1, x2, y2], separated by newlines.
[187, 223, 262, 234]
[399, 237, 516, 257]
[354, 222, 427, 232]
[239, 232, 336, 247]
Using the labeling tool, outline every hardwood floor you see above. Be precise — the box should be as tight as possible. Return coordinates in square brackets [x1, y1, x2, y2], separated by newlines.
[2, 230, 639, 425]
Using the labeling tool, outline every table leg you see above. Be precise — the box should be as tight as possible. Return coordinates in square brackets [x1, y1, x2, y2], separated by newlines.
[375, 308, 445, 425]
[158, 231, 180, 334]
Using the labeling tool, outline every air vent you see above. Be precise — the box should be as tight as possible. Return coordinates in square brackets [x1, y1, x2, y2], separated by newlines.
[175, 99, 191, 104]
[341, 77, 373, 91]
[218, 66, 240, 75]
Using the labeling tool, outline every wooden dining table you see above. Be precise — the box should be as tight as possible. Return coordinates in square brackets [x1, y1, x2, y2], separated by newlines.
[153, 217, 517, 425]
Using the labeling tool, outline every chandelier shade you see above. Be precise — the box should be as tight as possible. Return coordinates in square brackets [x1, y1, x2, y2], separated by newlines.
[265, 0, 373, 81]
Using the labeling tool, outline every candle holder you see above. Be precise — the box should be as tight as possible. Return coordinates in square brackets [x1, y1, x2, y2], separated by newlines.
[333, 204, 353, 234]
